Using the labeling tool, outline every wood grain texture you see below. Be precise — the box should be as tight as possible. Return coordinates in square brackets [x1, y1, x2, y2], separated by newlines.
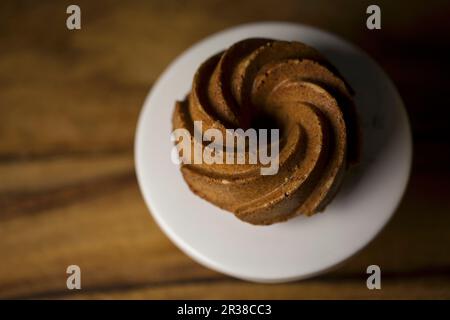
[1, 0, 449, 299]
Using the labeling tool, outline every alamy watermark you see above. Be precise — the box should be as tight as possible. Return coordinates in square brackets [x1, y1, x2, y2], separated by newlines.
[66, 265, 81, 290]
[366, 264, 381, 290]
[171, 121, 280, 175]
[66, 5, 81, 30]
[366, 5, 381, 30]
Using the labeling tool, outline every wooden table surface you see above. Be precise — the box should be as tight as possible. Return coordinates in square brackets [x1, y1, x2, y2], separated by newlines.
[1, 0, 449, 299]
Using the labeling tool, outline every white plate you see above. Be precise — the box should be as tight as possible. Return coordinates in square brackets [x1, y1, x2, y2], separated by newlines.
[135, 22, 412, 283]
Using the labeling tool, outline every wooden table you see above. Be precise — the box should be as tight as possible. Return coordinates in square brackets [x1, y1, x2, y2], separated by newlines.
[1, 0, 449, 299]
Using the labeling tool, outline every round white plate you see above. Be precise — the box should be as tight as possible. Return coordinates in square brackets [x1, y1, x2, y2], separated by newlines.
[135, 22, 412, 283]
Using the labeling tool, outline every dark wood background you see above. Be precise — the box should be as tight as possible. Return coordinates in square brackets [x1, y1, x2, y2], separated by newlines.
[0, 0, 449, 299]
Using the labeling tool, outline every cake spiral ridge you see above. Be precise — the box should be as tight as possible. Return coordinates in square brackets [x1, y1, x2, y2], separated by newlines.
[172, 38, 360, 225]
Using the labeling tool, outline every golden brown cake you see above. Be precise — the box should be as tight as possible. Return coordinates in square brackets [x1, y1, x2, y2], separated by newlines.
[172, 38, 360, 225]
